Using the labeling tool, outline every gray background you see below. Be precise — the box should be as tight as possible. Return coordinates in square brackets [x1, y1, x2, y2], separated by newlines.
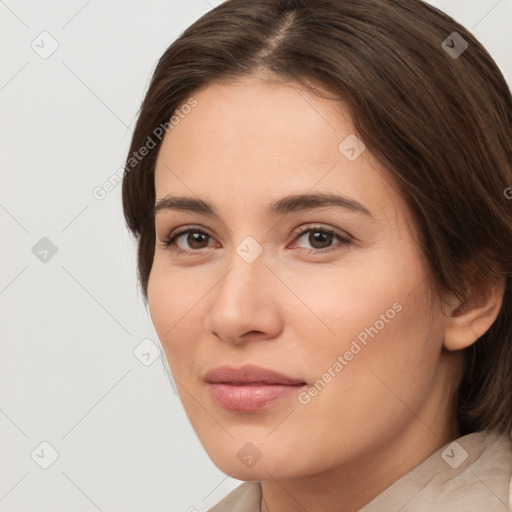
[1, 1, 511, 510]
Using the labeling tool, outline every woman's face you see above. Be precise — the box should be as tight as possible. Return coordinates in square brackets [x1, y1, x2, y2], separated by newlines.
[148, 75, 459, 481]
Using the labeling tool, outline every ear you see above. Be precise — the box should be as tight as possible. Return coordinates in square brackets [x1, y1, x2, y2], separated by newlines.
[442, 273, 505, 351]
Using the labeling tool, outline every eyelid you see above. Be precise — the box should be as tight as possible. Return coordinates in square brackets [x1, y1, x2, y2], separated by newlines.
[291, 223, 353, 242]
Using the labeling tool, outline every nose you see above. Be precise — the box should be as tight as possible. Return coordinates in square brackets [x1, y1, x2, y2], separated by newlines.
[204, 246, 283, 345]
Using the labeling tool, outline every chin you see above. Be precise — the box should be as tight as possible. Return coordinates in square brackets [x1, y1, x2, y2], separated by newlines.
[204, 444, 281, 480]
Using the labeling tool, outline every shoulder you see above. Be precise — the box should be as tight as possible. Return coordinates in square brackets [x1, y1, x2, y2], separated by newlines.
[363, 429, 512, 511]
[438, 429, 512, 511]
[207, 481, 261, 512]
[455, 429, 512, 509]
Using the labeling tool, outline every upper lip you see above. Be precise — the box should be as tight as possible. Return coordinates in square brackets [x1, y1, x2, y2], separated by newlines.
[204, 364, 306, 385]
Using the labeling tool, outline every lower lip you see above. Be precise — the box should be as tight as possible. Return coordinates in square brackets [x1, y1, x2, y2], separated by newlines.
[207, 383, 306, 411]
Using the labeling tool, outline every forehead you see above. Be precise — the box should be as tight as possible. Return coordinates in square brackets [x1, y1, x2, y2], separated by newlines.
[157, 76, 353, 168]
[153, 76, 403, 226]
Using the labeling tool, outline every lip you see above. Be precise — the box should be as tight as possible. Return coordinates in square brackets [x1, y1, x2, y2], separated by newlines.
[204, 364, 307, 411]
[204, 364, 306, 385]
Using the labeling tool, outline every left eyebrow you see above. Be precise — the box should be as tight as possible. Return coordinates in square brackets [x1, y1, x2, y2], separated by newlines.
[154, 192, 374, 219]
[266, 192, 374, 219]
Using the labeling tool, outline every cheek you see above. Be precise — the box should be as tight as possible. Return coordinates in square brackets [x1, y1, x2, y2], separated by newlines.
[147, 264, 202, 374]
[292, 275, 442, 451]
[286, 249, 441, 414]
[275, 249, 418, 357]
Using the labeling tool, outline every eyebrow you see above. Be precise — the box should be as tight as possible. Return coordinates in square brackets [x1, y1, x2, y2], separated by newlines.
[154, 192, 374, 219]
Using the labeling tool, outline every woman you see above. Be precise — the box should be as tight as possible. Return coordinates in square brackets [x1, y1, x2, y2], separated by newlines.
[122, 0, 512, 510]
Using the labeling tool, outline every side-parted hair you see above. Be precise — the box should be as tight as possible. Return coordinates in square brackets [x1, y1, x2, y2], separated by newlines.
[122, 0, 512, 435]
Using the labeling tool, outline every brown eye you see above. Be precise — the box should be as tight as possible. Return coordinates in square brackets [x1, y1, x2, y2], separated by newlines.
[184, 232, 210, 249]
[293, 226, 352, 253]
[164, 228, 214, 251]
[307, 231, 334, 249]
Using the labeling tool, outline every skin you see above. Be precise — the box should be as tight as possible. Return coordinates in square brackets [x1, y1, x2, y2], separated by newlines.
[147, 75, 504, 512]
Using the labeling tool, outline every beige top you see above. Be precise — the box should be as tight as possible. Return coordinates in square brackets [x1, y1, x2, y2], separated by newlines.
[208, 430, 512, 511]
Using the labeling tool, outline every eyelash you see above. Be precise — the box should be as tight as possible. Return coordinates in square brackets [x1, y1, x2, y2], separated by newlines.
[160, 224, 352, 255]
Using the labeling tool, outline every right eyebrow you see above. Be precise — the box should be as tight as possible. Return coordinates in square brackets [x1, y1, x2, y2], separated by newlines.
[154, 196, 220, 218]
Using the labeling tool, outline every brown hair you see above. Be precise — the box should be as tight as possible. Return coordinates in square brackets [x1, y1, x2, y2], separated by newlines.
[122, 0, 512, 435]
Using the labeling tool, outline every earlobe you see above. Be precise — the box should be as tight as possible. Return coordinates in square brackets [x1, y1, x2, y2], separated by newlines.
[442, 274, 505, 352]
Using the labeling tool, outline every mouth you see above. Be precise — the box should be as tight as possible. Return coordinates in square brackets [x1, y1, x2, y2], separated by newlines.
[204, 364, 307, 411]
